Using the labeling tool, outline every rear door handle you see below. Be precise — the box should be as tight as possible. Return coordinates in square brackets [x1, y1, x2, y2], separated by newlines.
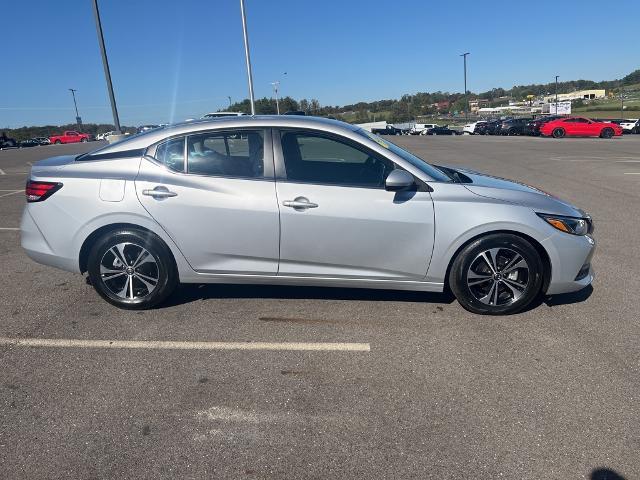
[282, 196, 318, 210]
[142, 186, 178, 198]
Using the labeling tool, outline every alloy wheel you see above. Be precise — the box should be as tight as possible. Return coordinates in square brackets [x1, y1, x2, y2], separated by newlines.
[99, 242, 159, 300]
[466, 247, 530, 307]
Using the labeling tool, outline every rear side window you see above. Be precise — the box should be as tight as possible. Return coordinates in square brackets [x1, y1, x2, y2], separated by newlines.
[280, 132, 395, 188]
[187, 130, 264, 178]
[155, 138, 185, 172]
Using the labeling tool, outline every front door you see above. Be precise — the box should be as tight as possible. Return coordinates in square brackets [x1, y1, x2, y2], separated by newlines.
[274, 130, 435, 280]
[135, 129, 280, 275]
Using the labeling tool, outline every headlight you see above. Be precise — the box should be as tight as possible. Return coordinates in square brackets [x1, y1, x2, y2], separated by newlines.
[537, 213, 593, 236]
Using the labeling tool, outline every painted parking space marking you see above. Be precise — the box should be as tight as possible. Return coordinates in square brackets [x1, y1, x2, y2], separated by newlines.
[0, 227, 20, 231]
[0, 168, 5, 175]
[623, 172, 640, 175]
[0, 190, 22, 198]
[0, 337, 371, 352]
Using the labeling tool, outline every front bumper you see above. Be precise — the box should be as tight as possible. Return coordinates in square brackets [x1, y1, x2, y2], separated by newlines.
[542, 232, 595, 295]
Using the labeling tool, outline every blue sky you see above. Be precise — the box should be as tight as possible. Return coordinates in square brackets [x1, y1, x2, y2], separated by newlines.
[1, 0, 638, 127]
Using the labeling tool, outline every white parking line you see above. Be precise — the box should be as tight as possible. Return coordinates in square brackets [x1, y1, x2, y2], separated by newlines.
[0, 337, 371, 352]
[0, 168, 5, 175]
[0, 190, 22, 198]
[616, 160, 640, 163]
[0, 227, 20, 231]
[623, 172, 640, 175]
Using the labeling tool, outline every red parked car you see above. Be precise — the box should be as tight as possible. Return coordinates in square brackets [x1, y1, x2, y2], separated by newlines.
[539, 117, 623, 139]
[49, 130, 90, 144]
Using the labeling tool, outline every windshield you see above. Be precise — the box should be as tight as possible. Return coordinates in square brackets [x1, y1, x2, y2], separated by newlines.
[357, 129, 451, 182]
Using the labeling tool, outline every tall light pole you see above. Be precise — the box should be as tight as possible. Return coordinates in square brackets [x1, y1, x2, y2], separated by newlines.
[460, 52, 470, 121]
[239, 0, 256, 115]
[92, 0, 121, 134]
[228, 96, 232, 108]
[555, 75, 559, 115]
[271, 81, 280, 114]
[69, 88, 82, 127]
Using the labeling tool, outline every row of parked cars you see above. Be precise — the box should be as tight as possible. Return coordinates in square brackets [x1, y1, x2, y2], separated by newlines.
[463, 116, 640, 138]
[372, 124, 462, 136]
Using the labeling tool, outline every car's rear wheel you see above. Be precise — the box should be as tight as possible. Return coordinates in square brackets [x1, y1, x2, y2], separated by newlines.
[600, 127, 614, 139]
[81, 137, 88, 143]
[87, 228, 177, 309]
[552, 128, 565, 138]
[54, 139, 61, 144]
[449, 234, 544, 315]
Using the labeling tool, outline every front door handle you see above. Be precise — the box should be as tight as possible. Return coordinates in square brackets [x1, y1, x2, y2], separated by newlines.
[282, 196, 318, 210]
[142, 186, 178, 198]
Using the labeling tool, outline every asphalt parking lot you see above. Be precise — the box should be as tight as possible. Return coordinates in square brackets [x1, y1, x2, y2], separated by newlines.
[1, 136, 639, 479]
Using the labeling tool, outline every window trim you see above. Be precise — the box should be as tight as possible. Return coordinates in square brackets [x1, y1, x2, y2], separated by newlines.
[273, 128, 428, 191]
[145, 128, 275, 180]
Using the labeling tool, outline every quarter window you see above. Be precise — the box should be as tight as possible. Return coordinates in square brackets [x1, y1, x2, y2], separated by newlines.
[280, 132, 395, 187]
[155, 137, 185, 172]
[187, 130, 264, 178]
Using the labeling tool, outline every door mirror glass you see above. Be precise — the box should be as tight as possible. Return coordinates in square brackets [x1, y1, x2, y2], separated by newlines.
[385, 169, 414, 191]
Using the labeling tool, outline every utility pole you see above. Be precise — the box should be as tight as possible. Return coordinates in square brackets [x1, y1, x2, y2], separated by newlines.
[239, 0, 255, 115]
[271, 81, 280, 114]
[460, 52, 470, 121]
[228, 96, 232, 108]
[620, 87, 624, 119]
[92, 0, 121, 134]
[69, 88, 82, 127]
[555, 75, 559, 115]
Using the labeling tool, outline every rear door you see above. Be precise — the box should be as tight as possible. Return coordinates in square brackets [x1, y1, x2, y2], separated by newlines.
[135, 129, 280, 275]
[274, 129, 435, 280]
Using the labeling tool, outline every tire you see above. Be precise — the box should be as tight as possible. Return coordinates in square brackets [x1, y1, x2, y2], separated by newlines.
[448, 233, 544, 315]
[600, 127, 614, 139]
[81, 137, 88, 143]
[87, 228, 178, 310]
[552, 128, 565, 138]
[54, 139, 61, 144]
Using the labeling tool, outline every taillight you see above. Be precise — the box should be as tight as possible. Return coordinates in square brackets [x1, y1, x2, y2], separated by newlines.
[25, 180, 62, 202]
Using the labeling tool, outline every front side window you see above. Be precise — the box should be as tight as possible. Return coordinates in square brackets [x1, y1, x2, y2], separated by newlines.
[280, 132, 395, 187]
[155, 137, 185, 172]
[187, 130, 264, 178]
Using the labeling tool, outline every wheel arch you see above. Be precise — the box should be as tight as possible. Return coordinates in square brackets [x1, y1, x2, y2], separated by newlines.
[443, 229, 552, 295]
[79, 222, 178, 275]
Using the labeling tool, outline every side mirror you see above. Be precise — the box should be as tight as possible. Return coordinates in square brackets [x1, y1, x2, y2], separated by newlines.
[385, 169, 414, 191]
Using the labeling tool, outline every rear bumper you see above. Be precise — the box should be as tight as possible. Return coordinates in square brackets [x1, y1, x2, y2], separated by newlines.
[20, 208, 79, 273]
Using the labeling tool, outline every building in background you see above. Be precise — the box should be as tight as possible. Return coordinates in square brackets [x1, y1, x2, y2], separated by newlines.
[543, 89, 605, 103]
[469, 98, 489, 113]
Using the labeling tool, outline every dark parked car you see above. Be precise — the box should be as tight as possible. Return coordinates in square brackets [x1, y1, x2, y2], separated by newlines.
[0, 133, 18, 149]
[424, 125, 460, 136]
[498, 118, 531, 135]
[19, 139, 40, 148]
[524, 115, 564, 136]
[475, 120, 503, 135]
[371, 125, 405, 135]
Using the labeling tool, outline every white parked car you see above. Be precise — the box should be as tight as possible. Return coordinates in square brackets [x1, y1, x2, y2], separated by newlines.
[463, 121, 487, 135]
[619, 119, 639, 134]
[410, 123, 439, 135]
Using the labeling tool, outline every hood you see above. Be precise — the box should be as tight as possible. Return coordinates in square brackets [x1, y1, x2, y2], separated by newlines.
[449, 166, 586, 217]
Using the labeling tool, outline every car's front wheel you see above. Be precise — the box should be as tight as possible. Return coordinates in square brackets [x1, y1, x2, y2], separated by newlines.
[87, 228, 177, 309]
[449, 234, 544, 315]
[552, 128, 565, 138]
[600, 127, 614, 139]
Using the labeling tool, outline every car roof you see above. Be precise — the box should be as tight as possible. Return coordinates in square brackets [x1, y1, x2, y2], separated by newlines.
[95, 115, 359, 154]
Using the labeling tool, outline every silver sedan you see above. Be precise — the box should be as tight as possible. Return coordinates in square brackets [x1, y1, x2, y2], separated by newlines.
[21, 116, 595, 314]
